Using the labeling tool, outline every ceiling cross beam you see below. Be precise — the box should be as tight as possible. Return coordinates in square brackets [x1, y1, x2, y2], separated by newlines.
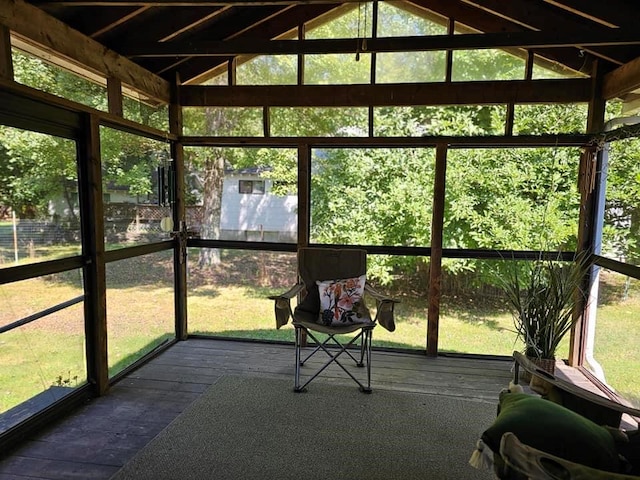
[180, 78, 592, 107]
[122, 29, 640, 57]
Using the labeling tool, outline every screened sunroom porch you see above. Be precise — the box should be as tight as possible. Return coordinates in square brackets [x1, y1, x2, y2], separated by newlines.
[1, 0, 640, 471]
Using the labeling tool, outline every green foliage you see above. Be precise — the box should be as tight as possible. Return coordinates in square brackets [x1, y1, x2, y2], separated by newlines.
[0, 126, 78, 218]
[99, 127, 168, 198]
[514, 104, 588, 134]
[453, 49, 525, 81]
[603, 138, 640, 264]
[310, 147, 435, 284]
[12, 49, 107, 111]
[445, 147, 581, 252]
[122, 96, 169, 131]
[377, 2, 447, 36]
[53, 371, 79, 387]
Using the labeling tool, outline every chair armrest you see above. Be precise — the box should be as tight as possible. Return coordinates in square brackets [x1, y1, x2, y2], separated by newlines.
[268, 283, 304, 329]
[365, 284, 400, 332]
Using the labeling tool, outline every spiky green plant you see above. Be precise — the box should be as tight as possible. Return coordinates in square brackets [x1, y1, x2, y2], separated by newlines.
[503, 253, 591, 360]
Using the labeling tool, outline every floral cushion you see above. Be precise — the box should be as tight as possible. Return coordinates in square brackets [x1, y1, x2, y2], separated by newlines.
[316, 274, 368, 326]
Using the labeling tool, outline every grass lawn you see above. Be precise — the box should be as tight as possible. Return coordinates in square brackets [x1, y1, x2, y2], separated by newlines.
[2, 253, 639, 415]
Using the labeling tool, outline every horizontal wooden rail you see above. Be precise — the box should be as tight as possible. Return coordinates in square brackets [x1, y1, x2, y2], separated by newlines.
[0, 295, 85, 334]
[181, 79, 592, 107]
[181, 134, 589, 148]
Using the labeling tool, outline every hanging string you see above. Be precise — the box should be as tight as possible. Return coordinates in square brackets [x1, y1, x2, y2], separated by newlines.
[355, 2, 362, 61]
[362, 2, 368, 52]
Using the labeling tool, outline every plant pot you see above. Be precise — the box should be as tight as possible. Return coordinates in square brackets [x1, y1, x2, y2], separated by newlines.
[527, 356, 557, 395]
[529, 356, 556, 376]
[519, 355, 556, 383]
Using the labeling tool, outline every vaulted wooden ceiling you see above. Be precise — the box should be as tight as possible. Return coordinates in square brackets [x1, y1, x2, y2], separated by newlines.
[4, 0, 640, 109]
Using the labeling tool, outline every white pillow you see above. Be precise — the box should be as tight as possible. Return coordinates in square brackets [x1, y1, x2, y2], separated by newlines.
[316, 274, 367, 326]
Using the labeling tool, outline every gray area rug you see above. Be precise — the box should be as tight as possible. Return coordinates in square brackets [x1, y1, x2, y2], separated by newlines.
[111, 375, 496, 480]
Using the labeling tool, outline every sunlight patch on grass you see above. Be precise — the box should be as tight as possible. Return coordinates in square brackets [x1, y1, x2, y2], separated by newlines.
[594, 296, 640, 407]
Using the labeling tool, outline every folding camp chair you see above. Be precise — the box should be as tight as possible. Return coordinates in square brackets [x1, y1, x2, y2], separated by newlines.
[269, 247, 398, 393]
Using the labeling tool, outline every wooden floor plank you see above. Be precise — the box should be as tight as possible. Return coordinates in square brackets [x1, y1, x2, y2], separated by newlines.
[0, 339, 513, 479]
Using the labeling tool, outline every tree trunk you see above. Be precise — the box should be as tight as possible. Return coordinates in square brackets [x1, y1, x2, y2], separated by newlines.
[198, 107, 230, 267]
[198, 153, 225, 267]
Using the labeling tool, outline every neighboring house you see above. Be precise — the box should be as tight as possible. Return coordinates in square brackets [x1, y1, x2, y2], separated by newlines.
[40, 168, 297, 242]
[219, 168, 297, 242]
[96, 168, 298, 242]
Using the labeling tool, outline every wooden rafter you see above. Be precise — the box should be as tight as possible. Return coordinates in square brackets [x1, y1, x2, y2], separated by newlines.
[96, 5, 228, 45]
[543, 0, 638, 29]
[166, 2, 342, 84]
[0, 0, 170, 101]
[140, 3, 297, 82]
[459, 0, 633, 65]
[603, 56, 640, 100]
[406, 0, 586, 73]
[89, 6, 151, 38]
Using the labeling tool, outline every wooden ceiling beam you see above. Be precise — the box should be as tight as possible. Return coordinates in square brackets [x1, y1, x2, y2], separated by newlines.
[96, 6, 226, 45]
[603, 56, 640, 100]
[31, 0, 362, 5]
[171, 2, 341, 84]
[180, 78, 591, 107]
[88, 6, 151, 37]
[145, 3, 289, 77]
[1, 0, 170, 101]
[459, 0, 631, 65]
[123, 29, 640, 57]
[543, 0, 638, 29]
[181, 134, 588, 147]
[406, 0, 585, 74]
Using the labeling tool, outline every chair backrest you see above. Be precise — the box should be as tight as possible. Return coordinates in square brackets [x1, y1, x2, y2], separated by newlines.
[298, 247, 366, 287]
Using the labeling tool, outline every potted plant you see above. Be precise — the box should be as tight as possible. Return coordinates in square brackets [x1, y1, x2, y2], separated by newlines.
[503, 252, 591, 375]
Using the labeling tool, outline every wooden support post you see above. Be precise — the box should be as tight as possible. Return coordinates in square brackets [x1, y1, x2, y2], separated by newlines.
[0, 24, 13, 80]
[569, 60, 605, 367]
[297, 143, 310, 346]
[445, 18, 454, 83]
[263, 106, 270, 137]
[525, 50, 534, 80]
[228, 57, 236, 86]
[80, 113, 109, 396]
[368, 2, 377, 137]
[170, 74, 188, 341]
[427, 143, 447, 356]
[570, 146, 599, 367]
[505, 102, 515, 136]
[297, 144, 310, 248]
[107, 77, 123, 117]
[297, 23, 305, 86]
[370, 1, 378, 86]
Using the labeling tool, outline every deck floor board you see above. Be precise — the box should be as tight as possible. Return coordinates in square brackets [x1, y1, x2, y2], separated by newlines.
[0, 339, 513, 479]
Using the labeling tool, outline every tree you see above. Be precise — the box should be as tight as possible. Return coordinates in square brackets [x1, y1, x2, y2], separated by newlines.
[603, 137, 640, 264]
[178, 4, 593, 286]
[0, 126, 77, 220]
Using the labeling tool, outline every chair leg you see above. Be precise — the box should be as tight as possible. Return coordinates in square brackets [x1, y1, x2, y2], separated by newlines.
[362, 329, 372, 393]
[294, 326, 304, 392]
[294, 327, 373, 393]
[358, 333, 366, 367]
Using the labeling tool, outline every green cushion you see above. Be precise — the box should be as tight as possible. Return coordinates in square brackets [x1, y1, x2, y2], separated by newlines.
[482, 392, 621, 473]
